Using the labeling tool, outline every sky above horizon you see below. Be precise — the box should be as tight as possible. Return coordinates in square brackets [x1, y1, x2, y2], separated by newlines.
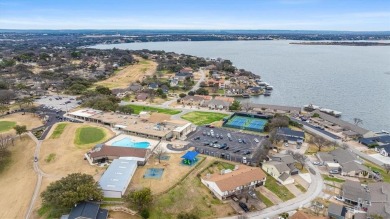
[0, 0, 389, 31]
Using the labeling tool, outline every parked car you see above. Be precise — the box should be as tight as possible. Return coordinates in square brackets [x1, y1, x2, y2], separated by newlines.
[238, 139, 242, 143]
[254, 138, 259, 143]
[224, 146, 230, 150]
[34, 157, 38, 162]
[373, 170, 381, 175]
[284, 143, 289, 147]
[202, 131, 206, 135]
[334, 196, 344, 201]
[312, 161, 321, 165]
[239, 202, 249, 212]
[329, 169, 340, 174]
[194, 136, 201, 140]
[242, 139, 246, 144]
[233, 149, 240, 153]
[243, 151, 251, 155]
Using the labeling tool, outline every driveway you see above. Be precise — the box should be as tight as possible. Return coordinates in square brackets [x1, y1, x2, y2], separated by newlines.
[370, 153, 390, 165]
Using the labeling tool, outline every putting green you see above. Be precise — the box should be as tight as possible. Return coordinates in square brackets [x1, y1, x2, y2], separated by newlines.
[74, 126, 106, 145]
[0, 121, 17, 132]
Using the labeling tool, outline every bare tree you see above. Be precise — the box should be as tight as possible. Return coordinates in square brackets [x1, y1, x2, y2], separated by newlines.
[308, 135, 332, 152]
[353, 118, 363, 126]
[154, 144, 166, 164]
[241, 100, 253, 112]
[290, 151, 307, 170]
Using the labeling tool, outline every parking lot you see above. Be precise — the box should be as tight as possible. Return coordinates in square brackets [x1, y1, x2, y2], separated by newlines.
[188, 126, 265, 164]
[35, 95, 80, 112]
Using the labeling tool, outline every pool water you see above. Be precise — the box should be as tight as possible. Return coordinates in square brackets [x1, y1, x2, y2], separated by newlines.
[111, 137, 150, 148]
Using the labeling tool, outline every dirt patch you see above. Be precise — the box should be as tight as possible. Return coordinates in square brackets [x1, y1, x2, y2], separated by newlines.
[0, 113, 44, 135]
[95, 59, 157, 89]
[39, 123, 114, 177]
[108, 211, 141, 219]
[130, 153, 195, 195]
[0, 137, 37, 218]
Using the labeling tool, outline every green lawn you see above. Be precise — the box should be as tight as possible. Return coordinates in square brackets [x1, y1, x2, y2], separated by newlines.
[365, 162, 390, 183]
[264, 175, 295, 201]
[322, 174, 346, 183]
[181, 111, 228, 125]
[124, 104, 181, 115]
[255, 191, 274, 207]
[74, 126, 106, 146]
[295, 183, 307, 193]
[0, 121, 16, 132]
[50, 123, 67, 139]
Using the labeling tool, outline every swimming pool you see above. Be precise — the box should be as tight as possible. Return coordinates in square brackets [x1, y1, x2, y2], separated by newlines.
[111, 137, 150, 149]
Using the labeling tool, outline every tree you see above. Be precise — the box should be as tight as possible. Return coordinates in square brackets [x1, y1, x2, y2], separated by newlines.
[241, 100, 253, 112]
[177, 213, 200, 219]
[95, 85, 112, 96]
[69, 83, 87, 94]
[229, 100, 241, 111]
[353, 118, 363, 126]
[383, 164, 390, 174]
[13, 125, 27, 138]
[117, 105, 134, 114]
[41, 173, 103, 208]
[179, 93, 187, 98]
[195, 88, 209, 95]
[125, 188, 152, 211]
[308, 135, 332, 152]
[288, 150, 307, 170]
[0, 105, 9, 115]
[154, 144, 166, 164]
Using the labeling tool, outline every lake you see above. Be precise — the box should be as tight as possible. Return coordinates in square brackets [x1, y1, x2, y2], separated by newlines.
[91, 40, 390, 132]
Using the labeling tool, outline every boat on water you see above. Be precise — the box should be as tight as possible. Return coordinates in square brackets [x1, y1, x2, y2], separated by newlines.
[303, 104, 342, 117]
[258, 82, 269, 87]
[242, 93, 250, 98]
[264, 91, 271, 96]
[265, 85, 273, 90]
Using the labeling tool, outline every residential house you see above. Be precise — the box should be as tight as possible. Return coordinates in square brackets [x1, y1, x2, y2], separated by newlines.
[160, 85, 169, 94]
[135, 93, 149, 102]
[201, 165, 266, 200]
[179, 67, 193, 74]
[175, 72, 193, 82]
[170, 78, 179, 87]
[207, 79, 225, 88]
[66, 202, 108, 219]
[204, 99, 231, 110]
[375, 144, 390, 157]
[180, 95, 205, 106]
[195, 95, 213, 101]
[262, 154, 298, 185]
[276, 127, 305, 145]
[340, 181, 390, 218]
[148, 83, 159, 90]
[359, 135, 390, 147]
[250, 103, 301, 115]
[328, 203, 347, 219]
[211, 72, 222, 80]
[128, 83, 142, 93]
[317, 148, 372, 178]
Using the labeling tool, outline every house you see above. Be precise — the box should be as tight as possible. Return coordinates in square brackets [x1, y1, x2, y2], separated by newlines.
[128, 83, 142, 93]
[66, 202, 108, 219]
[359, 135, 390, 147]
[262, 161, 294, 185]
[99, 159, 137, 198]
[251, 103, 301, 115]
[204, 99, 231, 110]
[136, 93, 149, 101]
[148, 83, 159, 90]
[375, 144, 390, 157]
[170, 78, 179, 87]
[201, 165, 266, 200]
[175, 72, 193, 81]
[290, 211, 326, 219]
[276, 127, 305, 145]
[340, 161, 371, 178]
[88, 145, 150, 166]
[180, 95, 205, 106]
[179, 67, 193, 74]
[340, 181, 390, 218]
[214, 96, 235, 103]
[328, 203, 347, 219]
[160, 85, 169, 94]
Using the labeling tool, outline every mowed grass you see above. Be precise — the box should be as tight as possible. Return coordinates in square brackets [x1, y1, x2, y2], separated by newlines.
[0, 121, 16, 132]
[322, 174, 346, 183]
[74, 126, 106, 146]
[264, 174, 295, 201]
[50, 123, 67, 139]
[181, 111, 228, 125]
[365, 161, 390, 183]
[124, 104, 181, 115]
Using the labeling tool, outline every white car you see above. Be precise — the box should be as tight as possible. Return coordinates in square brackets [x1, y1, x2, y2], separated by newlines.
[334, 196, 344, 201]
[284, 143, 289, 147]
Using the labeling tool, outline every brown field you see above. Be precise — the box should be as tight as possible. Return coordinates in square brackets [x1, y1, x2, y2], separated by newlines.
[108, 211, 141, 219]
[0, 112, 44, 135]
[94, 59, 157, 89]
[0, 137, 37, 218]
[130, 153, 196, 195]
[33, 123, 115, 218]
[39, 123, 114, 177]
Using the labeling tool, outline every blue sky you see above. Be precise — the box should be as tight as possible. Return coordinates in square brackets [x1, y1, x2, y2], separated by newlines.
[0, 0, 389, 30]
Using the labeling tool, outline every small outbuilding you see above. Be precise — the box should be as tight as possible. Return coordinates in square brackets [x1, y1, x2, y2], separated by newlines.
[181, 151, 199, 165]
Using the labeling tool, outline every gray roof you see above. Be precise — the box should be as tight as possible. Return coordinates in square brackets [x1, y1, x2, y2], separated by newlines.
[68, 202, 108, 219]
[330, 148, 357, 164]
[271, 154, 295, 165]
[368, 182, 390, 203]
[341, 161, 370, 173]
[206, 99, 231, 107]
[312, 110, 371, 136]
[278, 172, 290, 181]
[341, 180, 370, 203]
[251, 103, 301, 113]
[99, 159, 137, 194]
[328, 203, 346, 217]
[266, 161, 290, 173]
[317, 152, 334, 163]
[181, 95, 204, 102]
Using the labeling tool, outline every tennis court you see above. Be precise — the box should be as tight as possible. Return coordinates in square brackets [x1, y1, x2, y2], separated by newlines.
[224, 115, 268, 132]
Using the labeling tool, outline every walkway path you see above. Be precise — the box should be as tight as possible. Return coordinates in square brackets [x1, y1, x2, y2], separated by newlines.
[190, 68, 206, 92]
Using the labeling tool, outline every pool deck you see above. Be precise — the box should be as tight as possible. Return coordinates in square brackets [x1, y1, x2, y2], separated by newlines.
[105, 134, 160, 150]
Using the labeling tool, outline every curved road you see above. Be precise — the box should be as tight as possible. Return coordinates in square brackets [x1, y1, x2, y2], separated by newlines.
[222, 162, 323, 219]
